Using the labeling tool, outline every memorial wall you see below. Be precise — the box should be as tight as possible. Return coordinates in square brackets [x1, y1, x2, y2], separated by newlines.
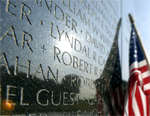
[0, 0, 121, 115]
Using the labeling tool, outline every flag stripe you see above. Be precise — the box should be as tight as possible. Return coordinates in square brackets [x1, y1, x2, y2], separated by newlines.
[139, 86, 147, 116]
[130, 61, 138, 72]
[140, 86, 147, 116]
[141, 71, 150, 79]
[138, 65, 149, 73]
[144, 83, 150, 91]
[143, 77, 150, 85]
[138, 72, 143, 87]
[146, 96, 149, 116]
[138, 60, 147, 68]
[130, 68, 138, 74]
[132, 86, 141, 116]
[135, 86, 145, 115]
[128, 89, 134, 115]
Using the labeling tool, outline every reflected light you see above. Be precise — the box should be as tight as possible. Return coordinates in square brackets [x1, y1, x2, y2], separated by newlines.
[56, 33, 78, 53]
[5, 102, 11, 109]
[57, 39, 73, 53]
[2, 99, 15, 111]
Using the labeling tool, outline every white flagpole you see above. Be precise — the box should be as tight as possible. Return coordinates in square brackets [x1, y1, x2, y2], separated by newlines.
[128, 13, 150, 115]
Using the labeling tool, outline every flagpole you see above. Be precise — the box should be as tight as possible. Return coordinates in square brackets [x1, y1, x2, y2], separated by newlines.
[128, 14, 150, 70]
[128, 14, 150, 115]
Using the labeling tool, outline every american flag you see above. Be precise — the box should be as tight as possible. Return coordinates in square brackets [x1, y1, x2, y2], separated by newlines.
[106, 45, 125, 115]
[124, 25, 150, 116]
[96, 19, 125, 115]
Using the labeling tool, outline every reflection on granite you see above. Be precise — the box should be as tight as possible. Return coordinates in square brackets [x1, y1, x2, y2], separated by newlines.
[1, 66, 97, 115]
[0, 0, 123, 115]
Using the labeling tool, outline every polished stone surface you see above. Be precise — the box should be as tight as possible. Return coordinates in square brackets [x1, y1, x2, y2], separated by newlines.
[0, 0, 122, 115]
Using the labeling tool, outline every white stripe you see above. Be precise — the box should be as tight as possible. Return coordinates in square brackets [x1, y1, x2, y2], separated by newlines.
[138, 73, 143, 88]
[130, 61, 138, 73]
[132, 81, 137, 98]
[142, 71, 150, 79]
[144, 83, 150, 91]
[132, 82, 141, 116]
[130, 70, 140, 78]
[138, 86, 147, 116]
[132, 96, 141, 116]
[138, 60, 147, 68]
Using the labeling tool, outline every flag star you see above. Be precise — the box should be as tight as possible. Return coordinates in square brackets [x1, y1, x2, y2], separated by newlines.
[134, 50, 137, 53]
[134, 55, 137, 57]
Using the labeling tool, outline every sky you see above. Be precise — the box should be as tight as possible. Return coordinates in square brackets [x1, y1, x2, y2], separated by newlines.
[121, 0, 150, 81]
[132, 0, 150, 61]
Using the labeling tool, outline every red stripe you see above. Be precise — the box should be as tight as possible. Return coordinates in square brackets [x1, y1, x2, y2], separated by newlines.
[131, 64, 149, 75]
[138, 65, 149, 73]
[128, 86, 135, 116]
[131, 65, 149, 75]
[143, 76, 150, 85]
[146, 96, 149, 116]
[145, 89, 150, 96]
[130, 68, 138, 74]
[135, 86, 144, 115]
[130, 72, 138, 86]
